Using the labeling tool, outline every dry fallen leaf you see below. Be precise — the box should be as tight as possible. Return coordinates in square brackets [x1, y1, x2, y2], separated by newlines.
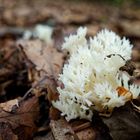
[0, 122, 18, 140]
[0, 96, 39, 140]
[18, 39, 65, 103]
[19, 40, 64, 79]
[102, 102, 140, 140]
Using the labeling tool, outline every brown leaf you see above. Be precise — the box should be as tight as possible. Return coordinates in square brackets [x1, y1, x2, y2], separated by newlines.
[102, 102, 140, 140]
[19, 40, 64, 79]
[0, 122, 18, 140]
[49, 106, 60, 120]
[0, 96, 39, 140]
[47, 81, 59, 102]
[19, 39, 64, 102]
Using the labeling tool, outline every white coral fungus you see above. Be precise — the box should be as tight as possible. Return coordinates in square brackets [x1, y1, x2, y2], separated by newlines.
[52, 27, 140, 121]
[24, 24, 53, 45]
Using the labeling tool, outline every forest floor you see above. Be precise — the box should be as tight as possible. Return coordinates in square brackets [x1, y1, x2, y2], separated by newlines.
[0, 0, 140, 140]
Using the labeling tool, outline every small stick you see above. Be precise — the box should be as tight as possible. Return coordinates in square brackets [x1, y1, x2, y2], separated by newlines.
[73, 122, 91, 132]
[20, 75, 49, 102]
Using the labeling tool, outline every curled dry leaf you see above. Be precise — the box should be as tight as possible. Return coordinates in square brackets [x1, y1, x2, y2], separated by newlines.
[0, 96, 39, 140]
[0, 98, 19, 112]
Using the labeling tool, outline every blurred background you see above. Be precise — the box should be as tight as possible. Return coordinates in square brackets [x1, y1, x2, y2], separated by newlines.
[0, 0, 139, 71]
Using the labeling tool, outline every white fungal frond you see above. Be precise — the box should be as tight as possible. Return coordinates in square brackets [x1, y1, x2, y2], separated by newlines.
[52, 27, 139, 121]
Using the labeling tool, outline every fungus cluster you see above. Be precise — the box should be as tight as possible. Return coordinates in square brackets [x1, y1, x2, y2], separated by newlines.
[52, 27, 140, 121]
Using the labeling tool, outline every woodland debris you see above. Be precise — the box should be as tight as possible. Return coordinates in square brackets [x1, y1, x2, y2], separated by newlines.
[0, 96, 39, 140]
[71, 120, 96, 140]
[18, 39, 65, 103]
[0, 37, 28, 102]
[19, 39, 64, 79]
[0, 122, 18, 140]
[76, 128, 96, 140]
[102, 103, 140, 140]
[34, 132, 54, 140]
[72, 122, 91, 132]
[0, 1, 140, 140]
[50, 118, 79, 140]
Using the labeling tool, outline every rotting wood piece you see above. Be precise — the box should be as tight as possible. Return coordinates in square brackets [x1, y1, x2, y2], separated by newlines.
[50, 118, 79, 140]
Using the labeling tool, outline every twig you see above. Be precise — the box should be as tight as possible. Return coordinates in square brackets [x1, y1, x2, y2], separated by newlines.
[73, 122, 91, 132]
[20, 75, 49, 102]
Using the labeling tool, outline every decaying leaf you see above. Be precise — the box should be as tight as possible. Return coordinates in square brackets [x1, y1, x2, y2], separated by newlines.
[0, 122, 18, 140]
[19, 39, 64, 78]
[49, 106, 60, 120]
[91, 112, 112, 140]
[18, 39, 66, 107]
[0, 96, 39, 140]
[102, 102, 140, 140]
[119, 60, 136, 76]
